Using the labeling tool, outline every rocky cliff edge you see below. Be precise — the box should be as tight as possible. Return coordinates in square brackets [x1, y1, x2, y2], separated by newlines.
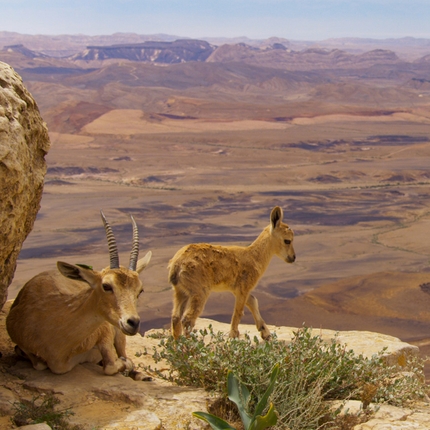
[0, 302, 429, 429]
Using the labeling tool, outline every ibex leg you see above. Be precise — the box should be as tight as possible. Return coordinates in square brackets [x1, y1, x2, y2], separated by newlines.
[171, 288, 190, 339]
[230, 293, 247, 338]
[181, 291, 209, 336]
[246, 294, 271, 340]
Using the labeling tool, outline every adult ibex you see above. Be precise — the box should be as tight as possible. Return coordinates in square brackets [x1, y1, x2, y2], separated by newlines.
[168, 206, 295, 340]
[6, 212, 152, 379]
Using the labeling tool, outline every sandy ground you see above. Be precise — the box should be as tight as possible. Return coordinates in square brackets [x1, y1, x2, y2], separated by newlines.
[81, 109, 430, 136]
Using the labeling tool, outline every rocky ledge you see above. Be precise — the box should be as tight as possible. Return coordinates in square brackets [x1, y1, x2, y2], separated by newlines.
[0, 303, 429, 429]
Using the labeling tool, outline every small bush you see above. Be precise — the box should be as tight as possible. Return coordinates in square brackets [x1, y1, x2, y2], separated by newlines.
[145, 325, 428, 430]
[193, 364, 279, 430]
[11, 393, 84, 430]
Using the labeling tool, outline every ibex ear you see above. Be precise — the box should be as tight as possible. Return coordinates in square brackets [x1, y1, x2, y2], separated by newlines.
[136, 251, 152, 274]
[57, 261, 99, 287]
[270, 206, 283, 231]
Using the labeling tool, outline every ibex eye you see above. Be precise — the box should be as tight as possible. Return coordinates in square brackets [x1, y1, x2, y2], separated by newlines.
[102, 283, 113, 292]
[284, 239, 291, 245]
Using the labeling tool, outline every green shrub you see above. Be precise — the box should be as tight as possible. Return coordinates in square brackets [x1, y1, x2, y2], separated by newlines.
[11, 393, 84, 430]
[145, 325, 427, 430]
[193, 364, 279, 430]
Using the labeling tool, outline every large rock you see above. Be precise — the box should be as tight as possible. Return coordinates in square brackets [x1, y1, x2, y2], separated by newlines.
[0, 61, 50, 309]
[334, 400, 430, 430]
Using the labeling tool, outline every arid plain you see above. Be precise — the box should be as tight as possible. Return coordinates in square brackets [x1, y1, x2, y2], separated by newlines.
[2, 34, 430, 366]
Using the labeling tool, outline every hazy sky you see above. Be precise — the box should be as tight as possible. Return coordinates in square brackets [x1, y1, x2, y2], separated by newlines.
[1, 0, 430, 41]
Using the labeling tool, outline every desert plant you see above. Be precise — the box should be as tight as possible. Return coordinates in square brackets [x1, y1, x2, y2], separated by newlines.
[11, 393, 84, 429]
[146, 325, 427, 430]
[193, 364, 279, 430]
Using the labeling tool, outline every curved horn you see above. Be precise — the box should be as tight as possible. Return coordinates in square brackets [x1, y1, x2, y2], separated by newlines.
[129, 215, 139, 271]
[100, 211, 120, 269]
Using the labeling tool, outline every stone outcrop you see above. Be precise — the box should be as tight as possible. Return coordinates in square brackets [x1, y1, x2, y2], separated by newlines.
[0, 61, 50, 309]
[0, 308, 429, 429]
[335, 400, 430, 430]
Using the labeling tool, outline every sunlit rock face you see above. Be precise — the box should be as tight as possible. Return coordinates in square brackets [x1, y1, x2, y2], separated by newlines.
[0, 61, 50, 308]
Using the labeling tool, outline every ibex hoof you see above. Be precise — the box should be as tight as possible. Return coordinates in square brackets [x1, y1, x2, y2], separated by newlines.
[129, 370, 153, 381]
[183, 327, 193, 337]
[229, 329, 240, 338]
[120, 356, 135, 372]
[107, 357, 135, 375]
[260, 327, 272, 340]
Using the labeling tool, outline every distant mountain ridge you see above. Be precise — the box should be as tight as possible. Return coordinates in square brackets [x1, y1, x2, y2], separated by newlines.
[206, 44, 402, 70]
[2, 38, 413, 71]
[2, 31, 430, 60]
[3, 43, 48, 58]
[6, 40, 427, 137]
[72, 39, 215, 63]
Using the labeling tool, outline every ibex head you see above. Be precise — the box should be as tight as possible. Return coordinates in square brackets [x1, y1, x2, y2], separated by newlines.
[56, 211, 152, 335]
[269, 206, 296, 264]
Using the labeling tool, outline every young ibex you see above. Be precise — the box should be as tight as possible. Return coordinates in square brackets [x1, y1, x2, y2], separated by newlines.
[6, 212, 152, 379]
[168, 206, 295, 340]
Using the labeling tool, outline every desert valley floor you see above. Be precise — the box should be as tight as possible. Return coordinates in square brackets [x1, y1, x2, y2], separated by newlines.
[2, 34, 430, 375]
[10, 117, 430, 358]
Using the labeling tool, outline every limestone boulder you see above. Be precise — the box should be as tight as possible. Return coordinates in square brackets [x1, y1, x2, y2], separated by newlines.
[0, 61, 50, 309]
[334, 400, 430, 430]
